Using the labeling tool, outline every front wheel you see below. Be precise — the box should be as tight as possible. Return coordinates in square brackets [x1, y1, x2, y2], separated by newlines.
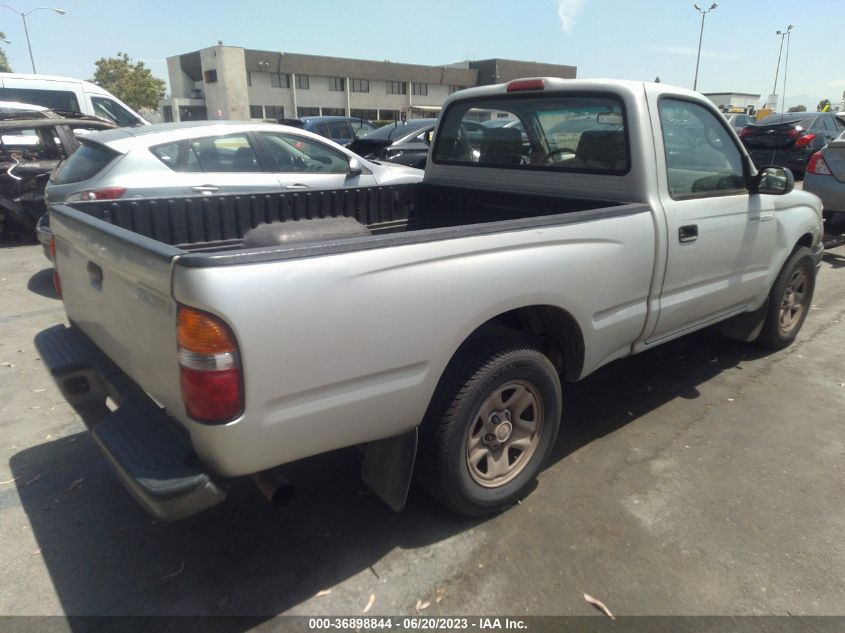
[756, 246, 816, 349]
[417, 340, 562, 516]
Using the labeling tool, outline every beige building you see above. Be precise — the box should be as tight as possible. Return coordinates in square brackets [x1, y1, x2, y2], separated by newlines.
[161, 45, 577, 123]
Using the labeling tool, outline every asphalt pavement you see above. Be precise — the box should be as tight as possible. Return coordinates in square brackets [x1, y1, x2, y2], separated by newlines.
[0, 236, 844, 622]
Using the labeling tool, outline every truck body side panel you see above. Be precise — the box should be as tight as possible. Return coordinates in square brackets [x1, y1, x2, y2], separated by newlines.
[173, 210, 655, 476]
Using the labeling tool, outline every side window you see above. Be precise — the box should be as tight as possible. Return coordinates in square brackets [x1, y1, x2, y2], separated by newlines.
[659, 99, 746, 200]
[258, 132, 348, 173]
[834, 117, 845, 133]
[150, 141, 182, 171]
[91, 96, 142, 127]
[0, 126, 63, 160]
[822, 116, 838, 134]
[187, 134, 261, 172]
[0, 87, 80, 112]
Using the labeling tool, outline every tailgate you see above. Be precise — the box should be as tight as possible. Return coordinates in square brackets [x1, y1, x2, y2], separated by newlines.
[50, 203, 185, 418]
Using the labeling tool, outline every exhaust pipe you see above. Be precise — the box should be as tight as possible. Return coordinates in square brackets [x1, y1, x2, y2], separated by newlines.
[251, 468, 295, 506]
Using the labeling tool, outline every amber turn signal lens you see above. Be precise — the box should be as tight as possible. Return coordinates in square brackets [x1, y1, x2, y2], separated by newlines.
[177, 306, 236, 354]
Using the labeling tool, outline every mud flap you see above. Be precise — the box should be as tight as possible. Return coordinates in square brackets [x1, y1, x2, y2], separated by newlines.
[361, 427, 418, 512]
[719, 298, 769, 342]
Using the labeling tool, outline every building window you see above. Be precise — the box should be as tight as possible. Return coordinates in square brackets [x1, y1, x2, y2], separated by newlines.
[412, 83, 428, 96]
[350, 79, 369, 93]
[264, 105, 285, 120]
[296, 74, 309, 90]
[249, 105, 263, 119]
[247, 72, 252, 87]
[351, 108, 378, 121]
[204, 69, 217, 83]
[329, 77, 345, 92]
[386, 81, 407, 95]
[449, 85, 462, 94]
[297, 106, 320, 117]
[271, 73, 290, 88]
[322, 107, 345, 116]
[379, 109, 400, 122]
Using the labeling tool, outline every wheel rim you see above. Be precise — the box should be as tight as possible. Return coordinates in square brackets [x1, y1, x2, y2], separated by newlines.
[779, 269, 808, 335]
[465, 380, 544, 488]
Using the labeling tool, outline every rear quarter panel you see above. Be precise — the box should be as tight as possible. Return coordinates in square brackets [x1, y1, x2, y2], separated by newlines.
[174, 211, 656, 476]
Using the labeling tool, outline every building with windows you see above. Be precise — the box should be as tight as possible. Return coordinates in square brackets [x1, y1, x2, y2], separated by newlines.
[161, 45, 577, 123]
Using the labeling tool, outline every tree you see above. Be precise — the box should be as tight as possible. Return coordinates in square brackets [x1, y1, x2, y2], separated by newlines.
[788, 105, 807, 113]
[90, 52, 165, 111]
[0, 32, 12, 73]
[817, 99, 831, 112]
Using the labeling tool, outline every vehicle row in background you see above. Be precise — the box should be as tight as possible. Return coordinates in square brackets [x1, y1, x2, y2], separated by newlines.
[739, 112, 845, 179]
[0, 103, 115, 240]
[278, 115, 379, 146]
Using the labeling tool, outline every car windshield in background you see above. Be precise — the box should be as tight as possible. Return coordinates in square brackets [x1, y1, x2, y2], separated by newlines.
[51, 142, 118, 184]
[360, 119, 433, 141]
[432, 94, 628, 173]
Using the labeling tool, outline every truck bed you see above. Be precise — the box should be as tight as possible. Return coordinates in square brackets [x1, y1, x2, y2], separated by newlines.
[53, 182, 632, 257]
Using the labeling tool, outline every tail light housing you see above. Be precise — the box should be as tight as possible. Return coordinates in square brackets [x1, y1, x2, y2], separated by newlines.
[807, 151, 832, 175]
[65, 186, 126, 203]
[177, 306, 243, 422]
[739, 126, 753, 139]
[794, 133, 816, 148]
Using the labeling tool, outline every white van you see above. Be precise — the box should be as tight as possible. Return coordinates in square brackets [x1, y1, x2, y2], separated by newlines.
[0, 73, 148, 126]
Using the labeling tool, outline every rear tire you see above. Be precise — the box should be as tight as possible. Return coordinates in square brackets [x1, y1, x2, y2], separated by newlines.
[756, 246, 815, 349]
[417, 340, 562, 516]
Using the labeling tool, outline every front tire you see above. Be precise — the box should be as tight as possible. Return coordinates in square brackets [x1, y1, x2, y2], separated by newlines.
[756, 246, 816, 349]
[417, 340, 562, 516]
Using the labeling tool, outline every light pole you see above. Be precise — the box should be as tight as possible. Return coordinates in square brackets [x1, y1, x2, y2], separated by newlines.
[780, 26, 793, 116]
[0, 4, 66, 74]
[692, 2, 717, 91]
[772, 25, 792, 95]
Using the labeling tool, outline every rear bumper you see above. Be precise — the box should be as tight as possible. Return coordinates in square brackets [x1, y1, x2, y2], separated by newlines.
[34, 324, 225, 521]
[803, 173, 845, 215]
[749, 148, 811, 176]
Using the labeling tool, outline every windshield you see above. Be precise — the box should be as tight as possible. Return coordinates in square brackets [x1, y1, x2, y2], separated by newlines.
[359, 119, 434, 141]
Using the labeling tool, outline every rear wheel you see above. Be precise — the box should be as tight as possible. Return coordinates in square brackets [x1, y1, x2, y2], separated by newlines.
[756, 246, 815, 349]
[417, 340, 562, 516]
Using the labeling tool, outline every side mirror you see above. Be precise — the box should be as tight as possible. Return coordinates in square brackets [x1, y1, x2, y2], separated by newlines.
[752, 166, 794, 195]
[348, 157, 363, 176]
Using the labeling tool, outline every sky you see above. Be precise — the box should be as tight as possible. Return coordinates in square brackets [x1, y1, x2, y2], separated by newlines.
[0, 0, 842, 110]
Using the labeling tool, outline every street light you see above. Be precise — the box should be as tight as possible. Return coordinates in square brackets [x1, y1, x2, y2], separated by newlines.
[692, 2, 717, 92]
[772, 25, 793, 96]
[0, 4, 66, 74]
[779, 25, 793, 116]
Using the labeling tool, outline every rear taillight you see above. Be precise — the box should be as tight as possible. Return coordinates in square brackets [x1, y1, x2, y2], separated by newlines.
[807, 151, 832, 175]
[794, 133, 816, 148]
[66, 187, 126, 202]
[50, 236, 62, 298]
[739, 126, 753, 138]
[177, 306, 243, 422]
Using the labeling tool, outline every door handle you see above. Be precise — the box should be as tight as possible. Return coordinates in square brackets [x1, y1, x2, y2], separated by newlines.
[285, 183, 309, 190]
[679, 225, 698, 243]
[192, 185, 219, 194]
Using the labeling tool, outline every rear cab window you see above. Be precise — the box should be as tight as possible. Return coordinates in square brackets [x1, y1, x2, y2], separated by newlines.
[432, 93, 629, 173]
[52, 141, 119, 184]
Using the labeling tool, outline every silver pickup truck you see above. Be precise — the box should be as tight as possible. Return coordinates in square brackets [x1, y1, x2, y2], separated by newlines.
[37, 78, 824, 521]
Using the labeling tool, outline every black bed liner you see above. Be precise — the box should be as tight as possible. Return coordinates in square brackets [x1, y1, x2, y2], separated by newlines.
[61, 182, 631, 250]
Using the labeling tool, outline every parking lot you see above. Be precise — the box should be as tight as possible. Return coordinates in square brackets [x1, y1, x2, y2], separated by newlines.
[1, 237, 844, 620]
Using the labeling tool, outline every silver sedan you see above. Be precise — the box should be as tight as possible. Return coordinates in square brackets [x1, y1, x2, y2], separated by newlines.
[45, 121, 422, 204]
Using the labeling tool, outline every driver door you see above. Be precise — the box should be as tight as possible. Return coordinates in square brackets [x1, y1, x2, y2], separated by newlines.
[647, 95, 777, 343]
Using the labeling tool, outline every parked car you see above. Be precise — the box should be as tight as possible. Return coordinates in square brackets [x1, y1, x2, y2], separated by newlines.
[348, 119, 436, 168]
[0, 73, 149, 127]
[725, 113, 755, 134]
[803, 130, 845, 223]
[0, 115, 115, 240]
[283, 116, 379, 146]
[39, 78, 822, 521]
[739, 112, 845, 178]
[46, 121, 422, 205]
[38, 121, 422, 253]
